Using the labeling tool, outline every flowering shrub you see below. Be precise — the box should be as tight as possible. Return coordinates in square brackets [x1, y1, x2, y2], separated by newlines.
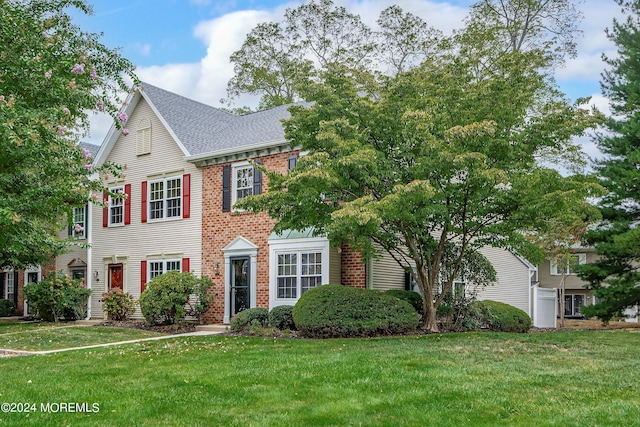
[23, 271, 91, 322]
[139, 272, 214, 325]
[102, 288, 136, 321]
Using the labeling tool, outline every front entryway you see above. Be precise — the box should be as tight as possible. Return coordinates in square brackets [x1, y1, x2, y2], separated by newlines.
[108, 264, 123, 290]
[230, 257, 250, 315]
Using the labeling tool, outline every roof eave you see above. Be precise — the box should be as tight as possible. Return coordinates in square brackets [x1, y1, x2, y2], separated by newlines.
[185, 139, 299, 167]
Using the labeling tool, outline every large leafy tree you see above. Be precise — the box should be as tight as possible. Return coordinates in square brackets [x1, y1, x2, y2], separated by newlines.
[578, 0, 640, 322]
[0, 0, 136, 269]
[226, 0, 440, 109]
[239, 46, 601, 332]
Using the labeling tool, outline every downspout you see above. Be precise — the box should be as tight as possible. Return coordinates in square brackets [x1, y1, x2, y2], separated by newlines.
[86, 198, 93, 320]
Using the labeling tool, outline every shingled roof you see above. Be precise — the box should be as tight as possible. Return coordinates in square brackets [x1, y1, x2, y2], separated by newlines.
[141, 82, 294, 157]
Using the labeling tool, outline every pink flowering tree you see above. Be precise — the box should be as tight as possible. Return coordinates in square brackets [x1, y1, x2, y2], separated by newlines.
[0, 0, 138, 269]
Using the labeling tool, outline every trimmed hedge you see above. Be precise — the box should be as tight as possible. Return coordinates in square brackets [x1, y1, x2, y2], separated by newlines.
[269, 305, 296, 331]
[293, 284, 419, 338]
[385, 289, 423, 313]
[0, 299, 16, 317]
[230, 308, 269, 332]
[472, 300, 532, 333]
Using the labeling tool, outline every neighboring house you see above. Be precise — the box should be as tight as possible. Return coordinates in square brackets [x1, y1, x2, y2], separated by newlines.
[538, 247, 597, 319]
[3, 142, 100, 317]
[85, 82, 552, 325]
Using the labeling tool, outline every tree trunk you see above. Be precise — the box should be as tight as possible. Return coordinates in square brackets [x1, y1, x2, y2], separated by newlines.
[422, 291, 439, 333]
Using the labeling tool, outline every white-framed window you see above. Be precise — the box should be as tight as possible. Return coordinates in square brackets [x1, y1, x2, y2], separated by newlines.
[149, 176, 181, 221]
[136, 118, 151, 155]
[276, 251, 323, 299]
[6, 272, 15, 302]
[109, 186, 124, 226]
[232, 162, 254, 205]
[269, 234, 330, 307]
[71, 205, 87, 239]
[550, 253, 587, 275]
[148, 259, 182, 280]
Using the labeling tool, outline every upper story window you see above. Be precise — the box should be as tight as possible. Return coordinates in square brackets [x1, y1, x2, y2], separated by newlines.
[222, 161, 262, 212]
[550, 253, 587, 275]
[70, 205, 87, 239]
[233, 163, 254, 204]
[136, 118, 151, 155]
[109, 186, 124, 226]
[149, 176, 181, 221]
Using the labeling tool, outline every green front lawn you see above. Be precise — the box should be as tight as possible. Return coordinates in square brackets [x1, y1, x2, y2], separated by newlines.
[0, 331, 638, 426]
[0, 324, 163, 351]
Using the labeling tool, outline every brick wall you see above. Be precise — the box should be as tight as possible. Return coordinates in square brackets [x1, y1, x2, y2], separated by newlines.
[340, 244, 367, 288]
[200, 151, 295, 324]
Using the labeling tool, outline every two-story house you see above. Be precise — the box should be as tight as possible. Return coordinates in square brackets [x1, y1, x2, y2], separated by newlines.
[86, 82, 553, 326]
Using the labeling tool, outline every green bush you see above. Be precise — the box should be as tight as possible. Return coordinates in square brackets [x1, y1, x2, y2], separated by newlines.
[385, 289, 423, 313]
[139, 272, 215, 325]
[472, 300, 532, 333]
[0, 299, 16, 317]
[268, 305, 296, 331]
[102, 288, 136, 321]
[230, 308, 269, 332]
[293, 284, 419, 338]
[22, 271, 91, 322]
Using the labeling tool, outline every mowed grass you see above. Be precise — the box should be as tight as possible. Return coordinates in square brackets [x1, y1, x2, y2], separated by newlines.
[0, 331, 639, 426]
[0, 322, 163, 351]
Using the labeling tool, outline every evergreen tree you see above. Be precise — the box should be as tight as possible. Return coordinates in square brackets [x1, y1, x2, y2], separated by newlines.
[578, 0, 640, 322]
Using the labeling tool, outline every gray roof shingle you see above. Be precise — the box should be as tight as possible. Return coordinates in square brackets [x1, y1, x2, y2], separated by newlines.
[141, 82, 295, 157]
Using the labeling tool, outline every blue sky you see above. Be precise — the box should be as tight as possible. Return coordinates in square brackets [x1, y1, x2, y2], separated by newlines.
[76, 0, 622, 158]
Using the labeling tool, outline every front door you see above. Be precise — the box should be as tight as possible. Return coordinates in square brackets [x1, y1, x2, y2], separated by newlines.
[108, 264, 124, 290]
[230, 257, 250, 316]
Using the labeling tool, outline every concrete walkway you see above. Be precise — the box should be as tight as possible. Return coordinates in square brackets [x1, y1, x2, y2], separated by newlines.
[0, 322, 228, 357]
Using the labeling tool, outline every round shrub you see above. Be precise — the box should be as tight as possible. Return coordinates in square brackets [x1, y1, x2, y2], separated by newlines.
[269, 305, 296, 331]
[385, 289, 423, 313]
[102, 288, 136, 321]
[230, 308, 269, 332]
[472, 300, 532, 333]
[0, 299, 16, 317]
[22, 271, 91, 322]
[139, 271, 215, 325]
[293, 284, 419, 338]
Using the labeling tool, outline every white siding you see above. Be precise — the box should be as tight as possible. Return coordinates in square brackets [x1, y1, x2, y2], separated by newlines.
[474, 246, 531, 315]
[90, 98, 203, 319]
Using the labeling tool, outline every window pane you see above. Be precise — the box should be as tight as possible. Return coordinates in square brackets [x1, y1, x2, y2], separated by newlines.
[149, 261, 163, 279]
[235, 166, 253, 200]
[301, 276, 321, 295]
[278, 277, 297, 299]
[166, 260, 181, 272]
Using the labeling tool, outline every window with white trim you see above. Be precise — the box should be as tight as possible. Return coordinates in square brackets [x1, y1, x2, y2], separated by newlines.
[72, 205, 87, 239]
[6, 272, 15, 303]
[550, 253, 586, 275]
[109, 186, 124, 226]
[233, 162, 253, 204]
[148, 259, 181, 280]
[276, 251, 322, 299]
[149, 176, 181, 220]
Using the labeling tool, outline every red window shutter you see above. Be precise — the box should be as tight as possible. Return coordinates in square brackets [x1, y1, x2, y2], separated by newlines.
[140, 260, 147, 293]
[182, 258, 190, 273]
[182, 174, 191, 219]
[102, 191, 108, 227]
[141, 181, 148, 223]
[124, 184, 131, 225]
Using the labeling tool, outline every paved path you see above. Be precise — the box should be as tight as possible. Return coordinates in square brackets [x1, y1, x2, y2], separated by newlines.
[0, 329, 225, 357]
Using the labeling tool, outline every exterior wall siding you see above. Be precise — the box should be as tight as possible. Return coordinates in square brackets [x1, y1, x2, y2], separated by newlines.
[538, 251, 598, 291]
[340, 244, 367, 288]
[90, 98, 203, 319]
[474, 246, 531, 315]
